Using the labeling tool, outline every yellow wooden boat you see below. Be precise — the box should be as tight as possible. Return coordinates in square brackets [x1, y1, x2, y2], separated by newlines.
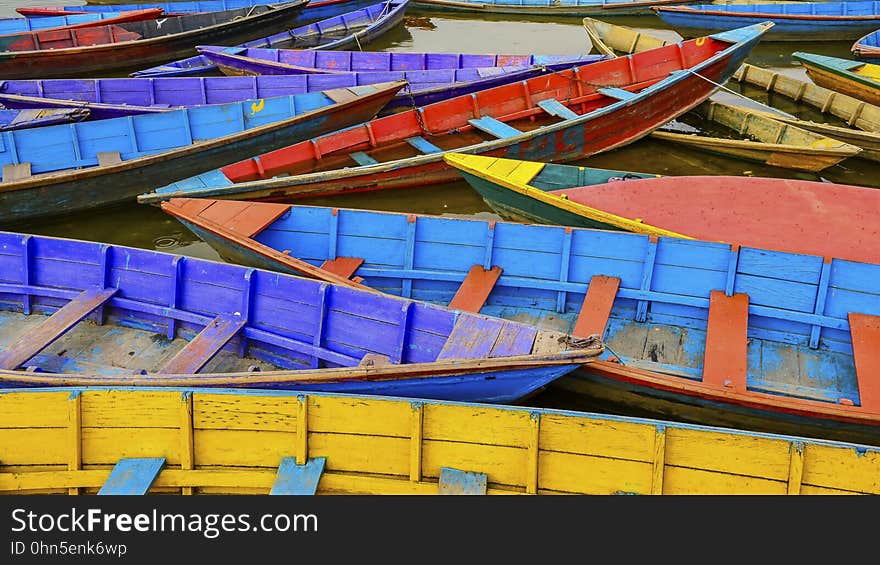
[583, 17, 673, 56]
[651, 100, 862, 171]
[3, 387, 880, 495]
[794, 52, 880, 106]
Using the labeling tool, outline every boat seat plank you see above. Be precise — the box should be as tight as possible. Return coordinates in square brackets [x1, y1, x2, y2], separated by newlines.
[96, 151, 122, 167]
[358, 353, 392, 367]
[439, 467, 487, 495]
[97, 457, 166, 495]
[488, 323, 538, 358]
[158, 314, 246, 374]
[598, 87, 637, 101]
[2, 162, 31, 182]
[849, 312, 880, 411]
[320, 257, 364, 280]
[270, 457, 326, 495]
[436, 315, 505, 360]
[702, 291, 749, 393]
[467, 116, 523, 139]
[537, 98, 579, 120]
[448, 265, 503, 313]
[349, 151, 379, 166]
[405, 136, 443, 154]
[573, 275, 621, 339]
[196, 200, 290, 238]
[0, 286, 117, 370]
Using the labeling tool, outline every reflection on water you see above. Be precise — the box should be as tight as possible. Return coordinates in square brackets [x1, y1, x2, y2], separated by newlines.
[0, 3, 877, 256]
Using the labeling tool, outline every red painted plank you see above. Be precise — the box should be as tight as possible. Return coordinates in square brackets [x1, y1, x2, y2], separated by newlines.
[702, 291, 749, 393]
[0, 287, 117, 370]
[448, 265, 503, 313]
[159, 314, 246, 374]
[572, 275, 620, 339]
[320, 257, 365, 280]
[849, 313, 880, 412]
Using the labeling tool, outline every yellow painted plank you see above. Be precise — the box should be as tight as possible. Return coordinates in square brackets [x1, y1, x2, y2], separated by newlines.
[800, 484, 867, 495]
[317, 472, 523, 495]
[309, 433, 409, 477]
[539, 413, 655, 462]
[309, 395, 409, 437]
[193, 429, 295, 468]
[422, 439, 527, 487]
[81, 390, 182, 428]
[800, 444, 880, 494]
[0, 469, 109, 491]
[423, 404, 532, 447]
[153, 469, 276, 489]
[0, 391, 70, 427]
[662, 466, 787, 494]
[538, 450, 652, 494]
[192, 392, 297, 432]
[665, 428, 790, 481]
[0, 428, 68, 465]
[82, 427, 181, 465]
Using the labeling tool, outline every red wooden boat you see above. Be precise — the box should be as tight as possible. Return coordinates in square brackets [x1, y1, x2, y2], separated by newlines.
[137, 22, 773, 204]
[0, 1, 308, 79]
[0, 9, 165, 36]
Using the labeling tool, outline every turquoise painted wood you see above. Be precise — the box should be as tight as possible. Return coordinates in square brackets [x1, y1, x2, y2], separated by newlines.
[97, 458, 166, 495]
[270, 457, 327, 495]
[438, 467, 487, 494]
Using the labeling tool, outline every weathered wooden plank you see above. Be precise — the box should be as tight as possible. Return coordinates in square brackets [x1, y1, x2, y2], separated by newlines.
[96, 151, 122, 167]
[849, 312, 880, 411]
[468, 116, 522, 139]
[320, 257, 364, 280]
[572, 275, 620, 339]
[448, 265, 502, 313]
[0, 287, 117, 370]
[2, 162, 31, 182]
[349, 151, 378, 166]
[537, 98, 579, 120]
[436, 315, 505, 360]
[158, 314, 246, 374]
[598, 87, 637, 101]
[702, 291, 749, 393]
[269, 457, 326, 495]
[97, 457, 165, 495]
[438, 467, 487, 495]
[405, 136, 443, 154]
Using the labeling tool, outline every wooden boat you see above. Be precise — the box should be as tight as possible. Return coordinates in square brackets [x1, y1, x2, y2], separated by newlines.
[583, 17, 672, 57]
[0, 2, 310, 80]
[0, 9, 164, 36]
[0, 53, 607, 118]
[793, 51, 880, 105]
[409, 0, 694, 17]
[0, 82, 404, 225]
[650, 100, 861, 171]
[132, 0, 409, 78]
[136, 23, 773, 204]
[0, 231, 603, 404]
[653, 2, 880, 41]
[3, 387, 880, 495]
[731, 63, 880, 133]
[160, 197, 880, 445]
[17, 0, 348, 17]
[853, 28, 880, 61]
[446, 153, 880, 263]
[0, 108, 91, 131]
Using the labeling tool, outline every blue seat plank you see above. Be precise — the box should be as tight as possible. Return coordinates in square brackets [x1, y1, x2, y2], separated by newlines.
[467, 116, 523, 139]
[98, 458, 166, 495]
[537, 98, 579, 120]
[597, 87, 637, 101]
[405, 136, 443, 154]
[0, 286, 117, 370]
[349, 151, 379, 166]
[436, 315, 505, 360]
[439, 467, 487, 495]
[270, 457, 327, 495]
[159, 314, 246, 374]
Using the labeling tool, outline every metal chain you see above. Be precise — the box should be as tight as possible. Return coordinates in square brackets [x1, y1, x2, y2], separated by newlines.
[405, 81, 429, 135]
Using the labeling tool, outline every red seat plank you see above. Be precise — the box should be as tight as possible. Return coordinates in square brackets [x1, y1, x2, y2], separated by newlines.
[572, 275, 620, 339]
[0, 287, 117, 370]
[702, 291, 749, 393]
[159, 314, 246, 374]
[849, 312, 880, 411]
[320, 257, 365, 280]
[448, 265, 503, 313]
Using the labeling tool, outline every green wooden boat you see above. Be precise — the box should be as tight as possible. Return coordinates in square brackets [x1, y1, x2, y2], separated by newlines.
[793, 51, 880, 106]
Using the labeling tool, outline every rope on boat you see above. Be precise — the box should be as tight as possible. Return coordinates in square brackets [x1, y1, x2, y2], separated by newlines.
[684, 68, 798, 120]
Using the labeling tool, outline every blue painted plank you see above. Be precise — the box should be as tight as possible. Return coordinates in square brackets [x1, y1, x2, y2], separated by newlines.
[270, 457, 326, 495]
[439, 467, 487, 495]
[97, 458, 166, 495]
[598, 87, 637, 100]
[537, 98, 579, 120]
[437, 314, 505, 360]
[467, 116, 523, 139]
[349, 151, 379, 166]
[405, 136, 443, 154]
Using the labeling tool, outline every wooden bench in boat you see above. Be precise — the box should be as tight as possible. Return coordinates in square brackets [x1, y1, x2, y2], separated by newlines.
[537, 98, 579, 120]
[159, 314, 247, 374]
[702, 290, 749, 394]
[850, 312, 880, 411]
[270, 457, 326, 495]
[439, 467, 487, 495]
[467, 116, 523, 139]
[448, 265, 503, 313]
[572, 275, 620, 340]
[437, 315, 537, 360]
[97, 458, 166, 495]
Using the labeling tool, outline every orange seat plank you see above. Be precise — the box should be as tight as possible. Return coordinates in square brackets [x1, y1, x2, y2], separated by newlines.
[849, 312, 880, 412]
[448, 265, 503, 313]
[197, 200, 291, 238]
[702, 291, 749, 393]
[320, 257, 365, 280]
[572, 275, 620, 339]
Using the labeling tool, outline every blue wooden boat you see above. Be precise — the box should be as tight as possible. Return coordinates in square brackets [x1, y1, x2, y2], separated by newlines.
[17, 0, 359, 17]
[0, 232, 603, 404]
[0, 53, 606, 118]
[653, 2, 880, 41]
[0, 9, 164, 36]
[852, 28, 880, 61]
[0, 82, 404, 225]
[132, 0, 409, 78]
[0, 108, 90, 131]
[159, 198, 880, 446]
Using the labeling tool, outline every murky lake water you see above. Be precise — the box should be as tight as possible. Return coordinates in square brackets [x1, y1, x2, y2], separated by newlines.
[1, 2, 877, 258]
